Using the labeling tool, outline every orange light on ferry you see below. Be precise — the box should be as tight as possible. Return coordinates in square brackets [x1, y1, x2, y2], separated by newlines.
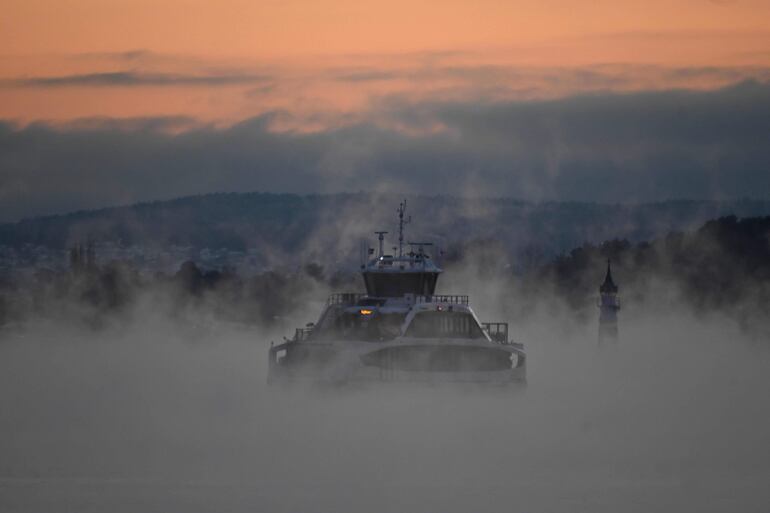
[360, 309, 373, 315]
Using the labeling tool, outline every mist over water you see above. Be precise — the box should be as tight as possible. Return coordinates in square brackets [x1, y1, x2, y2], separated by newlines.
[1, 291, 768, 512]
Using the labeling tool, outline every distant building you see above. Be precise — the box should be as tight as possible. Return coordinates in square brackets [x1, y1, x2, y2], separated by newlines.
[69, 241, 97, 274]
[598, 259, 620, 344]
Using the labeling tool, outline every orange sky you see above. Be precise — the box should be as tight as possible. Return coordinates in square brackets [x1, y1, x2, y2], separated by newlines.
[4, 0, 770, 58]
[2, 0, 770, 125]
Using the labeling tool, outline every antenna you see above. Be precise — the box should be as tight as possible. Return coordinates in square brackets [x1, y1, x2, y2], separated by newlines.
[374, 231, 388, 257]
[397, 200, 411, 258]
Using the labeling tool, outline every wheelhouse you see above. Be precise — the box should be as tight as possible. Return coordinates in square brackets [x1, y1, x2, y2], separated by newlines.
[362, 267, 439, 297]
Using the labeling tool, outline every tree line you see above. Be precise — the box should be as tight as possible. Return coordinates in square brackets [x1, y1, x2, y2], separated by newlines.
[1, 215, 768, 331]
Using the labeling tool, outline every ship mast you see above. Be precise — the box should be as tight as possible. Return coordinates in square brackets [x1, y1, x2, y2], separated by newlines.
[397, 200, 411, 258]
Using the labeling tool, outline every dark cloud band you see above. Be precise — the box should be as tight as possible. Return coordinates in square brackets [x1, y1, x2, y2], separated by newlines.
[1, 71, 271, 88]
[1, 80, 769, 222]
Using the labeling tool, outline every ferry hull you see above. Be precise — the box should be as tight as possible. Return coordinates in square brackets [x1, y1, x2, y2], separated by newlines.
[269, 339, 526, 385]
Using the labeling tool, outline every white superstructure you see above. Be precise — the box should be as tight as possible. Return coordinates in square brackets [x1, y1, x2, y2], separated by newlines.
[268, 201, 526, 384]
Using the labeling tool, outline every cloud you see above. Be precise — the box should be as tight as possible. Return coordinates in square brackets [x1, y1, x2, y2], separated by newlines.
[3, 47, 770, 126]
[1, 80, 769, 222]
[1, 71, 271, 88]
[74, 49, 155, 61]
[50, 116, 203, 133]
[334, 69, 402, 82]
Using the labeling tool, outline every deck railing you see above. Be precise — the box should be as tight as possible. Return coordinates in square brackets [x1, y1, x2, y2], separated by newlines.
[327, 292, 365, 306]
[482, 322, 509, 344]
[294, 327, 313, 341]
[416, 295, 469, 305]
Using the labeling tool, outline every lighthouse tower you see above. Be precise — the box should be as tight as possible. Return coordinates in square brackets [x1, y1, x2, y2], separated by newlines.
[598, 259, 620, 344]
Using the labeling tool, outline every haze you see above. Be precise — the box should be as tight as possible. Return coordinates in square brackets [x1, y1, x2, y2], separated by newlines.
[2, 1, 770, 511]
[1, 280, 768, 512]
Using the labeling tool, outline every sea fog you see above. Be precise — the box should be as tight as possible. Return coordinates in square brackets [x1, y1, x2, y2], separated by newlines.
[1, 282, 768, 513]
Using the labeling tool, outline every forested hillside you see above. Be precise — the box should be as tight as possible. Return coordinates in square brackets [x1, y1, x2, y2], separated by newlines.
[1, 192, 769, 269]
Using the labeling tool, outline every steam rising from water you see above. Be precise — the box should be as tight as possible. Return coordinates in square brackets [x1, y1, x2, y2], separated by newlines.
[1, 297, 768, 512]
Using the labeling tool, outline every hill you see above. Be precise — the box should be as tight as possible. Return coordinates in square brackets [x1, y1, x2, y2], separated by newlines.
[1, 192, 770, 269]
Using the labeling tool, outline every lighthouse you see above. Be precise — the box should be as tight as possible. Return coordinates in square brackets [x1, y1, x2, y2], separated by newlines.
[598, 259, 620, 344]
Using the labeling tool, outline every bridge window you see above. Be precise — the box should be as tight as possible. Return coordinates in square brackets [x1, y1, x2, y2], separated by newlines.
[363, 272, 438, 297]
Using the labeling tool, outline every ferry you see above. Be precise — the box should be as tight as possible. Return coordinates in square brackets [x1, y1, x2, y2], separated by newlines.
[268, 201, 526, 384]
